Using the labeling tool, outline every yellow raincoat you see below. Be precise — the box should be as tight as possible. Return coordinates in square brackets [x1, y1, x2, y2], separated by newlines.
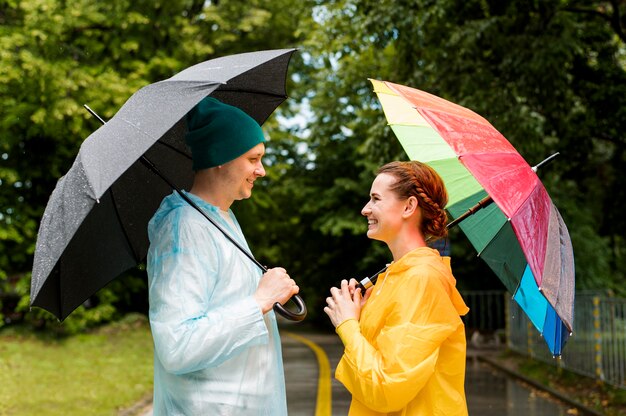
[335, 247, 469, 416]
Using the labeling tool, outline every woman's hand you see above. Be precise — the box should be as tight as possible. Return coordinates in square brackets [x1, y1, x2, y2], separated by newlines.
[324, 279, 371, 328]
[348, 278, 373, 308]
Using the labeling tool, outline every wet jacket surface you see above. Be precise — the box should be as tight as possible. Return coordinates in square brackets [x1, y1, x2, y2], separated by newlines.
[146, 191, 287, 416]
[335, 247, 469, 416]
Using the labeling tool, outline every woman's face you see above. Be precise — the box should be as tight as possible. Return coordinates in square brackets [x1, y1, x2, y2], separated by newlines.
[361, 173, 406, 243]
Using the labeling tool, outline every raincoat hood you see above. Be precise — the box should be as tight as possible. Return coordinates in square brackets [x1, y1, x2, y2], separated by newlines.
[148, 190, 213, 235]
[388, 247, 469, 316]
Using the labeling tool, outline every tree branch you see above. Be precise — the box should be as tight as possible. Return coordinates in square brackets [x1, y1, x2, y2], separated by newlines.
[563, 2, 626, 44]
[597, 131, 626, 150]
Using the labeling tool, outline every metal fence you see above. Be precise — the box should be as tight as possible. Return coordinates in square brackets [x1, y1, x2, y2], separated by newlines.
[506, 291, 626, 389]
[461, 290, 507, 333]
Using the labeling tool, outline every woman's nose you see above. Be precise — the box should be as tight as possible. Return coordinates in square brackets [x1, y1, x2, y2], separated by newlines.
[361, 202, 371, 216]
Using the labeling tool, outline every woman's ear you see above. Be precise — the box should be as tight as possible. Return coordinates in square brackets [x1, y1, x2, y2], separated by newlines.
[403, 196, 419, 218]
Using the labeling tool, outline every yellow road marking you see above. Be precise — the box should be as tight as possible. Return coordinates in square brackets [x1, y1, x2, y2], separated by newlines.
[285, 332, 332, 416]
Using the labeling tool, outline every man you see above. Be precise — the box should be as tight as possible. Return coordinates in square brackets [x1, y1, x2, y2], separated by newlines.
[146, 96, 299, 415]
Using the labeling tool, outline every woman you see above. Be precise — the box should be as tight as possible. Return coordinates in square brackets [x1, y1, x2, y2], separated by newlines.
[324, 161, 469, 416]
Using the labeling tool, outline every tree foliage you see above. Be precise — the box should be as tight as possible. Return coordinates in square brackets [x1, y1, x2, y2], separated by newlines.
[0, 0, 311, 330]
[292, 0, 626, 301]
[1, 0, 624, 330]
[260, 0, 626, 320]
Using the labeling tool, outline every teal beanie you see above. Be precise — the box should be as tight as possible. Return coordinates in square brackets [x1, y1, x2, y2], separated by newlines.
[185, 96, 266, 170]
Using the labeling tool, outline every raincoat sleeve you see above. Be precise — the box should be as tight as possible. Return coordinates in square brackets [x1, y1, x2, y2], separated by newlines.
[148, 209, 268, 375]
[335, 265, 464, 413]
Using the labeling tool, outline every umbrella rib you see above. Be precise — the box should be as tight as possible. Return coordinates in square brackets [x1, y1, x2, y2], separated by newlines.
[108, 188, 142, 263]
[153, 139, 191, 159]
[214, 87, 288, 99]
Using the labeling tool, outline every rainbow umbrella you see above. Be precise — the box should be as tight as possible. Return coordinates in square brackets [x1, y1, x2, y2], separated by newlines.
[370, 79, 575, 356]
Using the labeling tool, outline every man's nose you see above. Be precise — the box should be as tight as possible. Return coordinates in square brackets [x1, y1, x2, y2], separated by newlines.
[255, 162, 266, 177]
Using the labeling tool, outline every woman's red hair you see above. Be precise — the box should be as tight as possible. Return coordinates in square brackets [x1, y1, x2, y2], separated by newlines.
[377, 161, 449, 239]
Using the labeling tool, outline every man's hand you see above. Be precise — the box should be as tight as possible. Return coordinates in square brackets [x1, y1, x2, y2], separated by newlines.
[254, 267, 299, 314]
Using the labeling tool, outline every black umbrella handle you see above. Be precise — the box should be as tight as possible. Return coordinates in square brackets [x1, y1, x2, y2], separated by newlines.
[274, 296, 307, 322]
[84, 104, 306, 322]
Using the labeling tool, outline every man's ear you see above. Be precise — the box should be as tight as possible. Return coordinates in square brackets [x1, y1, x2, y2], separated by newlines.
[403, 196, 419, 218]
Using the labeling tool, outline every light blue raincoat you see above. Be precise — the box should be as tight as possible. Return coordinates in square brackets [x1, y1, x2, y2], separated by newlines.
[147, 191, 287, 416]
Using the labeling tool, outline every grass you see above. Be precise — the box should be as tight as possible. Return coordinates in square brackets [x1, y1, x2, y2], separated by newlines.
[0, 313, 153, 416]
[494, 350, 626, 416]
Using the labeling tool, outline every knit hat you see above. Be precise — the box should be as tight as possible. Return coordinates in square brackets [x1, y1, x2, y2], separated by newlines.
[185, 96, 266, 170]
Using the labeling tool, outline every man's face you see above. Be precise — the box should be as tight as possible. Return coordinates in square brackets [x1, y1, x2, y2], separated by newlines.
[220, 142, 266, 202]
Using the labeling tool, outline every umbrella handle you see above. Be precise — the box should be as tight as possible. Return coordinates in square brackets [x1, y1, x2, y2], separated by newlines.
[274, 295, 307, 321]
[356, 265, 389, 292]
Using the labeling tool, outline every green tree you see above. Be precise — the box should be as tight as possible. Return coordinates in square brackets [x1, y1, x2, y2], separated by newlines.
[2, 0, 624, 331]
[290, 0, 626, 309]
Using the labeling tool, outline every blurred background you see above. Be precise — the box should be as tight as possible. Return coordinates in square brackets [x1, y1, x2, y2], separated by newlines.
[1, 0, 625, 413]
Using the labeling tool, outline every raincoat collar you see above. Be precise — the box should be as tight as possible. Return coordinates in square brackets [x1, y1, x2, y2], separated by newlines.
[149, 190, 246, 247]
[386, 246, 469, 316]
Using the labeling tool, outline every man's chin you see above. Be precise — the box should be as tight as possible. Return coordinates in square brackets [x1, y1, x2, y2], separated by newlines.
[237, 191, 253, 200]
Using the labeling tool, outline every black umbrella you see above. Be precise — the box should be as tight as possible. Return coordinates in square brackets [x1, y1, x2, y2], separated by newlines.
[30, 49, 306, 321]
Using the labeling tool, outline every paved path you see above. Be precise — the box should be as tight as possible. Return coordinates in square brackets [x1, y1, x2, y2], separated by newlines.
[281, 330, 351, 415]
[138, 327, 578, 416]
[138, 327, 351, 416]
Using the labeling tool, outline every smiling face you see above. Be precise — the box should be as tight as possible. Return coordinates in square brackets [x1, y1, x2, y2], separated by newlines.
[220, 142, 266, 203]
[361, 173, 407, 243]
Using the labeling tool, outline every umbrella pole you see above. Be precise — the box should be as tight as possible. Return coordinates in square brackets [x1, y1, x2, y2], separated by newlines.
[357, 152, 561, 291]
[141, 158, 306, 321]
[137, 158, 265, 268]
[446, 194, 494, 229]
[83, 105, 307, 321]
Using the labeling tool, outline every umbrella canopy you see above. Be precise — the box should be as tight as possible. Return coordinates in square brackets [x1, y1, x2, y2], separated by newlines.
[370, 79, 575, 356]
[30, 49, 300, 321]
